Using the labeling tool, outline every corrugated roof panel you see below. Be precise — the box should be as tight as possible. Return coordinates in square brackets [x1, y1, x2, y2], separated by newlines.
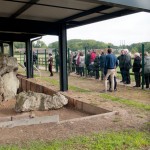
[0, 1, 25, 17]
[37, 0, 100, 10]
[73, 13, 103, 21]
[17, 5, 82, 22]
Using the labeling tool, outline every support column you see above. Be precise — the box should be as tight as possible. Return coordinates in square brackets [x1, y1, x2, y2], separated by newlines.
[9, 42, 14, 56]
[0, 43, 4, 54]
[59, 24, 68, 91]
[25, 39, 33, 78]
[141, 44, 145, 89]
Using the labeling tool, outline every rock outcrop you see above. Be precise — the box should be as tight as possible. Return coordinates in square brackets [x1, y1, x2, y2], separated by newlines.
[0, 55, 19, 101]
[15, 91, 68, 112]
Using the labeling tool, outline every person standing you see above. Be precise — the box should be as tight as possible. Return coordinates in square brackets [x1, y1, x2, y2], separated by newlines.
[85, 50, 91, 75]
[94, 53, 100, 79]
[104, 48, 118, 92]
[79, 52, 85, 76]
[132, 52, 141, 87]
[48, 53, 53, 76]
[117, 50, 126, 82]
[33, 51, 37, 67]
[55, 52, 59, 73]
[124, 49, 132, 84]
[99, 51, 106, 80]
[144, 52, 150, 89]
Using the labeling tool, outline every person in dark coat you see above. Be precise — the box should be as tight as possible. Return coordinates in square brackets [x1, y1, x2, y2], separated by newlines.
[48, 53, 53, 76]
[124, 49, 132, 84]
[93, 54, 100, 79]
[117, 50, 126, 82]
[33, 51, 37, 67]
[55, 52, 59, 73]
[99, 51, 106, 80]
[132, 52, 141, 87]
[85, 50, 91, 75]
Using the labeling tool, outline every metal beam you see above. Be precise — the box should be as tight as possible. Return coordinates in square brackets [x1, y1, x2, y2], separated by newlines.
[0, 33, 39, 42]
[0, 17, 59, 35]
[58, 5, 112, 23]
[10, 0, 40, 18]
[59, 24, 68, 91]
[68, 9, 137, 28]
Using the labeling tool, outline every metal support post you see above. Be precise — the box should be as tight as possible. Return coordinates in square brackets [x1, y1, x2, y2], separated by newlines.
[9, 42, 14, 56]
[55, 49, 57, 72]
[45, 49, 47, 71]
[20, 51, 21, 63]
[26, 39, 33, 78]
[59, 23, 68, 91]
[68, 48, 70, 74]
[0, 43, 4, 54]
[141, 44, 145, 89]
[85, 47, 87, 76]
[37, 50, 39, 68]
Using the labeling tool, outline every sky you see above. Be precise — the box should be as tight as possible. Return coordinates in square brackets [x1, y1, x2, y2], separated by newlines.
[41, 12, 150, 46]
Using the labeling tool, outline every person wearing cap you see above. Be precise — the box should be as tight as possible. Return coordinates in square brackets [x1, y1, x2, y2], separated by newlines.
[132, 52, 141, 87]
[48, 53, 53, 76]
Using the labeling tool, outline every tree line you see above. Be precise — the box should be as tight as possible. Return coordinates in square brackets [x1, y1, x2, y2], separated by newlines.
[14, 39, 150, 53]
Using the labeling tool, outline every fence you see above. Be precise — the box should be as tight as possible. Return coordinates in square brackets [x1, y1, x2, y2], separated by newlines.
[14, 44, 146, 88]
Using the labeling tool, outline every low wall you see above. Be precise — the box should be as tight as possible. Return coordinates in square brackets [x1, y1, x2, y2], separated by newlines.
[17, 74, 110, 115]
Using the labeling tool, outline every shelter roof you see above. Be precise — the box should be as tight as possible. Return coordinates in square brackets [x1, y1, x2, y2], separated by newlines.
[0, 0, 149, 42]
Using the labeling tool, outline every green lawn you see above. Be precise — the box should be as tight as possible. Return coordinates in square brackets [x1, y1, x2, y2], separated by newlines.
[0, 130, 149, 150]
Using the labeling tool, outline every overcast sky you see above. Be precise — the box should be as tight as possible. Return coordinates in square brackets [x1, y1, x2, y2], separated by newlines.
[41, 12, 150, 46]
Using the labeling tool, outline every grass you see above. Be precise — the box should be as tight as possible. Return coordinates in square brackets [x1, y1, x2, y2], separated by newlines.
[100, 94, 150, 111]
[0, 130, 149, 150]
[37, 77, 90, 92]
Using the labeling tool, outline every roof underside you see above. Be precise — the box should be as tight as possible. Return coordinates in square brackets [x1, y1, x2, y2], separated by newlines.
[0, 0, 149, 42]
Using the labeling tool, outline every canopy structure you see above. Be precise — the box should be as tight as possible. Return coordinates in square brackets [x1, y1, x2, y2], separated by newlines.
[0, 0, 150, 91]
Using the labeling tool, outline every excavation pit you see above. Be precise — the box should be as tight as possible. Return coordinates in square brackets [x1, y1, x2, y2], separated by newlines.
[0, 75, 113, 128]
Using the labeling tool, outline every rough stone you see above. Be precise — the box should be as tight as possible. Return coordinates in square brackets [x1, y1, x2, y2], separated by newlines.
[0, 55, 19, 101]
[15, 91, 68, 112]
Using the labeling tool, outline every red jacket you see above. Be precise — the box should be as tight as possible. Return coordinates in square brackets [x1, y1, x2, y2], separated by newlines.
[90, 52, 96, 63]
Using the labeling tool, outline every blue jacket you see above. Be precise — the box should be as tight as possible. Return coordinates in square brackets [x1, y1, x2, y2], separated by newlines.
[105, 54, 118, 69]
[99, 54, 106, 68]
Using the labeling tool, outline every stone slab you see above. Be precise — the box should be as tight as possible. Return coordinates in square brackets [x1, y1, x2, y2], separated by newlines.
[0, 115, 59, 128]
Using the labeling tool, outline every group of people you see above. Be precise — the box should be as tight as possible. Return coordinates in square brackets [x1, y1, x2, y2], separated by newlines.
[24, 49, 150, 90]
[69, 48, 150, 91]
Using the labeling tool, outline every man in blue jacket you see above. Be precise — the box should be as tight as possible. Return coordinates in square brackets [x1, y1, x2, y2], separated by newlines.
[104, 48, 118, 92]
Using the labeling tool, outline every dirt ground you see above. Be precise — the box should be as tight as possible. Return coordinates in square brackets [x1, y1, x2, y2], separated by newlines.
[0, 70, 149, 145]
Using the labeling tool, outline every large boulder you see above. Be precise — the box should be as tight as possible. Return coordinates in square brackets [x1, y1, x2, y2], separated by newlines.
[15, 91, 68, 112]
[0, 55, 18, 76]
[0, 55, 19, 101]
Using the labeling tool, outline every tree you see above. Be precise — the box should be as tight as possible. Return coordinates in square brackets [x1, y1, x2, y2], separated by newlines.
[14, 42, 25, 49]
[32, 40, 47, 48]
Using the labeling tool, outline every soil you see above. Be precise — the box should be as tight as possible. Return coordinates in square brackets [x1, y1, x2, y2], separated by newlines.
[0, 70, 149, 145]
